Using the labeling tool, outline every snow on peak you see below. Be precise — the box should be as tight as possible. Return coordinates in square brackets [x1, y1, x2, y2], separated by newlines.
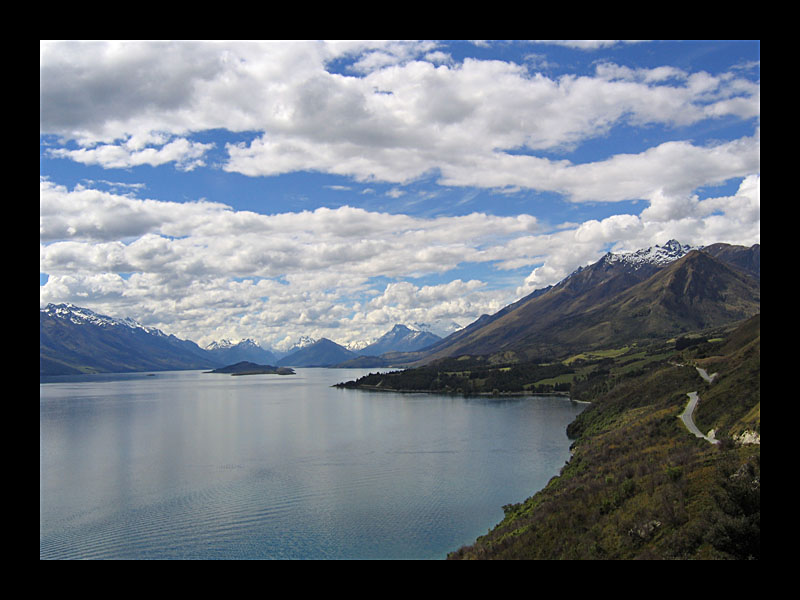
[604, 240, 698, 269]
[345, 339, 373, 351]
[41, 303, 160, 334]
[206, 338, 252, 350]
[409, 320, 463, 337]
[206, 338, 234, 350]
[294, 335, 316, 348]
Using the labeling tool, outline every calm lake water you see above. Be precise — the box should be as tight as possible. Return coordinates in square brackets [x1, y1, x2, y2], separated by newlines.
[40, 368, 585, 560]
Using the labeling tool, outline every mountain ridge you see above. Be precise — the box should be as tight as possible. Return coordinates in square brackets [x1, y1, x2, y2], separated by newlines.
[276, 338, 359, 367]
[40, 303, 221, 375]
[357, 324, 441, 356]
[205, 338, 277, 365]
[413, 242, 759, 364]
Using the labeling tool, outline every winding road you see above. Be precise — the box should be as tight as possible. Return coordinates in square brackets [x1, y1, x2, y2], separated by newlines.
[680, 367, 720, 445]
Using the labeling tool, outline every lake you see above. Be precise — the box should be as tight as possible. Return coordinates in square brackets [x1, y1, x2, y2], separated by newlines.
[40, 368, 585, 560]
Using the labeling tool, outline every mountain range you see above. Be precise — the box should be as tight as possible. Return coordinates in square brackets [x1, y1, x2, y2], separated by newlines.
[40, 240, 759, 375]
[39, 306, 443, 375]
[411, 241, 759, 363]
[357, 324, 441, 355]
[205, 338, 277, 365]
[275, 338, 359, 367]
[40, 303, 220, 375]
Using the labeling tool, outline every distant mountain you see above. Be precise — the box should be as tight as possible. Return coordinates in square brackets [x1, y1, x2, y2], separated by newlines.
[701, 242, 760, 280]
[357, 324, 441, 356]
[205, 338, 277, 365]
[418, 241, 760, 363]
[276, 335, 317, 358]
[344, 339, 372, 353]
[40, 303, 221, 376]
[409, 319, 464, 338]
[276, 338, 359, 367]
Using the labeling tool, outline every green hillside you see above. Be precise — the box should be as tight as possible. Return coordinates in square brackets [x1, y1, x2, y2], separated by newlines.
[447, 314, 760, 560]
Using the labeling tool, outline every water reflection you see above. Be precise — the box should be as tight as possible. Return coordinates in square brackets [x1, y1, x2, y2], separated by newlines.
[41, 368, 584, 559]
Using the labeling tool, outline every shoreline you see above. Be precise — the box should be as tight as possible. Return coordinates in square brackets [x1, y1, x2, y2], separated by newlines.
[333, 383, 579, 400]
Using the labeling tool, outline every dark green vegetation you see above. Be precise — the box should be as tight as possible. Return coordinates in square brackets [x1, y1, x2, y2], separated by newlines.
[205, 361, 295, 376]
[335, 356, 574, 395]
[447, 314, 759, 559]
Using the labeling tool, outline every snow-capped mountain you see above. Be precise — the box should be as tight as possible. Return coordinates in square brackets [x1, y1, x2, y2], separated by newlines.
[279, 335, 316, 356]
[566, 240, 698, 282]
[409, 319, 464, 338]
[602, 240, 699, 269]
[419, 240, 760, 363]
[205, 338, 277, 365]
[345, 339, 374, 352]
[276, 338, 358, 367]
[42, 303, 164, 335]
[269, 335, 318, 359]
[205, 338, 264, 352]
[40, 303, 220, 376]
[205, 338, 238, 351]
[294, 335, 317, 348]
[358, 324, 442, 356]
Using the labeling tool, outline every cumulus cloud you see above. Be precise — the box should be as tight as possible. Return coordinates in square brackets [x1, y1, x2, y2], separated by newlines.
[40, 170, 759, 347]
[40, 177, 232, 242]
[39, 179, 543, 345]
[41, 41, 760, 198]
[221, 55, 760, 190]
[48, 137, 213, 171]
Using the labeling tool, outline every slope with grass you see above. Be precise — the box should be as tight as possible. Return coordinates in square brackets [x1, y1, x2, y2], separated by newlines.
[447, 314, 760, 560]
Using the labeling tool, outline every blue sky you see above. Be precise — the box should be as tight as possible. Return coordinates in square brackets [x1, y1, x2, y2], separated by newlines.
[40, 40, 760, 350]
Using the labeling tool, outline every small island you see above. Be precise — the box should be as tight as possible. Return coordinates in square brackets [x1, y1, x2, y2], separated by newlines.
[205, 361, 295, 376]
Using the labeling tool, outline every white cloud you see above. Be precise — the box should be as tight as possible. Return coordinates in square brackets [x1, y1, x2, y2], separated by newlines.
[48, 137, 213, 171]
[40, 178, 232, 242]
[532, 40, 648, 50]
[40, 170, 759, 348]
[594, 62, 687, 83]
[41, 41, 759, 200]
[39, 180, 543, 345]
